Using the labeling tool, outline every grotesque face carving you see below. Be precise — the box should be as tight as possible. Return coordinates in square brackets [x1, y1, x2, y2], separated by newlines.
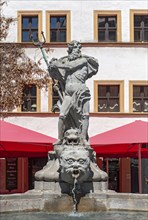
[59, 147, 90, 184]
[63, 128, 80, 145]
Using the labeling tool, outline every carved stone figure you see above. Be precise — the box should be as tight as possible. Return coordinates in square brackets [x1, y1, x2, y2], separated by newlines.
[63, 128, 80, 145]
[59, 147, 91, 184]
[48, 40, 99, 146]
[33, 40, 108, 201]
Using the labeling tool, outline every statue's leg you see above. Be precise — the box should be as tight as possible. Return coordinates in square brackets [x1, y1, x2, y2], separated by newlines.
[58, 116, 65, 141]
[54, 96, 71, 145]
[81, 101, 90, 145]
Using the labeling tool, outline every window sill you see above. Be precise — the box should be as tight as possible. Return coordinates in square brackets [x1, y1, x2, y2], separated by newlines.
[1, 42, 147, 48]
[1, 111, 148, 118]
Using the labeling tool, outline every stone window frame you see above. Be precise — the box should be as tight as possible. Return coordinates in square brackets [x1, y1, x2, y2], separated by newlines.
[94, 80, 124, 113]
[129, 80, 148, 113]
[130, 9, 148, 42]
[46, 10, 71, 43]
[17, 84, 41, 112]
[17, 11, 42, 43]
[94, 10, 122, 42]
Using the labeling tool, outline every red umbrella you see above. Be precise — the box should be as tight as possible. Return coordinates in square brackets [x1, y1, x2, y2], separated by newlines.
[0, 120, 56, 158]
[90, 120, 148, 158]
[90, 120, 148, 193]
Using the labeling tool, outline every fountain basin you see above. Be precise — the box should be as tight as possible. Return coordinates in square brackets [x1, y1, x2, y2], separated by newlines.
[0, 211, 148, 220]
[0, 187, 147, 213]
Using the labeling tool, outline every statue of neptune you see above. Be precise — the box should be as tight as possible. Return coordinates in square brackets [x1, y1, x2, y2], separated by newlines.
[48, 40, 99, 146]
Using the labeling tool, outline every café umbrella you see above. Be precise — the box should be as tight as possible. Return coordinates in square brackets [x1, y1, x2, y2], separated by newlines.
[90, 120, 148, 193]
[0, 120, 56, 158]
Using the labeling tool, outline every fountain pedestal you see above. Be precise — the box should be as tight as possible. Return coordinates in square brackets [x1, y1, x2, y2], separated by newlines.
[34, 180, 108, 194]
[35, 145, 108, 194]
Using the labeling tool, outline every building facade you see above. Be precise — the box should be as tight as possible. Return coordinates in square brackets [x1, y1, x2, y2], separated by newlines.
[0, 0, 148, 193]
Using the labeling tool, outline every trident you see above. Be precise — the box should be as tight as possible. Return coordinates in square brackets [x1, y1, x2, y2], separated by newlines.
[29, 24, 64, 105]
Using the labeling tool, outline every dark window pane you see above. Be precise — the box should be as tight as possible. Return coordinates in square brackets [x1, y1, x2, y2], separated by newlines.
[22, 16, 38, 42]
[134, 30, 141, 41]
[133, 86, 141, 97]
[22, 31, 37, 42]
[109, 31, 116, 41]
[134, 15, 142, 27]
[98, 16, 116, 28]
[98, 85, 106, 96]
[144, 31, 148, 41]
[133, 85, 148, 112]
[30, 31, 38, 41]
[98, 85, 120, 112]
[59, 31, 66, 42]
[30, 85, 36, 96]
[110, 85, 119, 96]
[31, 17, 38, 28]
[133, 99, 141, 112]
[144, 101, 148, 112]
[134, 15, 148, 27]
[144, 86, 148, 96]
[108, 17, 116, 27]
[98, 99, 107, 112]
[50, 17, 58, 28]
[50, 31, 57, 42]
[22, 85, 37, 112]
[98, 31, 105, 41]
[134, 15, 148, 42]
[109, 99, 119, 112]
[60, 17, 66, 27]
[22, 17, 29, 28]
[50, 16, 66, 28]
[98, 17, 106, 27]
[22, 31, 30, 42]
[98, 99, 119, 112]
[50, 16, 66, 42]
[98, 16, 117, 42]
[144, 16, 148, 27]
[22, 16, 38, 29]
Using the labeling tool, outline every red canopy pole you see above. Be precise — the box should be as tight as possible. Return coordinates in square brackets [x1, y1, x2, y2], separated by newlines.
[138, 143, 142, 194]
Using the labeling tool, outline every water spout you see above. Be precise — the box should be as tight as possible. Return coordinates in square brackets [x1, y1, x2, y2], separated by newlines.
[71, 177, 78, 213]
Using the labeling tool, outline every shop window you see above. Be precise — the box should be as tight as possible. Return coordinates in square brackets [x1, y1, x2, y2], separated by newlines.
[94, 11, 121, 42]
[103, 158, 119, 192]
[17, 11, 42, 42]
[19, 84, 41, 112]
[130, 10, 148, 42]
[94, 80, 124, 113]
[129, 81, 148, 113]
[28, 158, 48, 189]
[46, 11, 71, 43]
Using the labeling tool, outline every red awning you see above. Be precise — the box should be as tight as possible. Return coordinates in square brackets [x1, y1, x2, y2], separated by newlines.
[0, 120, 56, 158]
[90, 120, 148, 158]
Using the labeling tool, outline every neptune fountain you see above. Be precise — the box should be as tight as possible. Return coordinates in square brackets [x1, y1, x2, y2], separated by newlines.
[35, 40, 108, 211]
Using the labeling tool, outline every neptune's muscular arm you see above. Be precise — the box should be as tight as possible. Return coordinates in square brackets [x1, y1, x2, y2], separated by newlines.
[50, 57, 87, 73]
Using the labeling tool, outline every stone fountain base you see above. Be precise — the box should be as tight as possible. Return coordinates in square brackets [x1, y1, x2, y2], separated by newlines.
[34, 180, 108, 194]
[0, 185, 148, 213]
